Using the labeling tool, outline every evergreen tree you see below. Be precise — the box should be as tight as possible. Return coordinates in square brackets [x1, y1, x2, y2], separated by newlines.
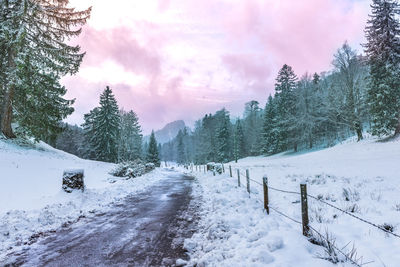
[118, 110, 142, 161]
[243, 100, 262, 156]
[176, 129, 186, 164]
[82, 107, 100, 160]
[233, 119, 245, 162]
[216, 113, 231, 162]
[275, 64, 298, 151]
[86, 86, 120, 162]
[262, 95, 279, 154]
[0, 0, 91, 138]
[364, 0, 400, 136]
[147, 130, 160, 167]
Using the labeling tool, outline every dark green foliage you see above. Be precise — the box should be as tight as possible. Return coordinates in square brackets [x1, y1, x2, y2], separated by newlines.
[364, 0, 400, 136]
[262, 95, 279, 154]
[147, 130, 160, 167]
[118, 110, 142, 161]
[83, 86, 120, 163]
[176, 130, 186, 164]
[216, 109, 231, 162]
[275, 64, 298, 151]
[0, 0, 91, 139]
[233, 119, 245, 162]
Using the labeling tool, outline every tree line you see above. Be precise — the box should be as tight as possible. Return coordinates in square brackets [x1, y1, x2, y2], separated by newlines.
[161, 0, 400, 164]
[0, 0, 160, 166]
[56, 86, 161, 165]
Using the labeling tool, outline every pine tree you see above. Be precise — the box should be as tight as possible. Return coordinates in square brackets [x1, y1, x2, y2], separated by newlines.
[364, 0, 400, 136]
[82, 107, 100, 160]
[118, 110, 142, 161]
[0, 0, 91, 138]
[85, 86, 120, 162]
[275, 64, 298, 151]
[176, 129, 186, 164]
[216, 115, 231, 162]
[233, 119, 245, 162]
[262, 95, 279, 154]
[243, 101, 262, 156]
[147, 130, 160, 167]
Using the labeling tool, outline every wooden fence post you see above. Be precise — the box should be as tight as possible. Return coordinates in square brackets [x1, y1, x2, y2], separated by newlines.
[300, 184, 310, 237]
[263, 176, 269, 214]
[222, 164, 225, 173]
[213, 169, 216, 176]
[246, 169, 250, 194]
[237, 169, 240, 187]
[229, 165, 232, 177]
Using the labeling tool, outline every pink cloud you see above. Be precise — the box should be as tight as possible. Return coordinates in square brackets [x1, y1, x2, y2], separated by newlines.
[63, 0, 370, 133]
[79, 26, 162, 77]
[223, 0, 369, 75]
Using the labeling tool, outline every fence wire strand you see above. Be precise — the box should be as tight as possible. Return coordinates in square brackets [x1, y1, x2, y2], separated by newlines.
[234, 167, 400, 239]
[307, 194, 400, 239]
[268, 206, 302, 224]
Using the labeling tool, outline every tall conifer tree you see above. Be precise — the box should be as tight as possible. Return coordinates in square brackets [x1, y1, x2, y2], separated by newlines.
[0, 0, 91, 138]
[364, 0, 400, 136]
[147, 130, 160, 167]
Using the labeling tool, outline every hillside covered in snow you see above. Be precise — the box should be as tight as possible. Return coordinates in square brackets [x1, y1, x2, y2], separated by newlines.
[0, 138, 164, 262]
[186, 137, 400, 266]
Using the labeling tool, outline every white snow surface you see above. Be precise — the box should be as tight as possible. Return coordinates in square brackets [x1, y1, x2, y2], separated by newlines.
[186, 137, 400, 267]
[0, 139, 164, 261]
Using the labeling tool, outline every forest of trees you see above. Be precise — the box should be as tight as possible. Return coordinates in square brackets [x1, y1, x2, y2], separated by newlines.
[161, 0, 400, 164]
[1, 0, 399, 166]
[0, 0, 160, 165]
[55, 86, 160, 165]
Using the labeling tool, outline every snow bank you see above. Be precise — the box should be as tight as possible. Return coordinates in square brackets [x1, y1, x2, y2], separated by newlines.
[0, 139, 164, 261]
[188, 137, 400, 266]
[185, 170, 333, 266]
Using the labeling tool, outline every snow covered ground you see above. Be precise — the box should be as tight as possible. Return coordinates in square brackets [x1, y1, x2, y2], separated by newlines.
[0, 138, 164, 262]
[186, 137, 400, 266]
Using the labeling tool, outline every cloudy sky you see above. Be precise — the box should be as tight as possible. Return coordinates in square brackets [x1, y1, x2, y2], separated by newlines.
[64, 0, 370, 134]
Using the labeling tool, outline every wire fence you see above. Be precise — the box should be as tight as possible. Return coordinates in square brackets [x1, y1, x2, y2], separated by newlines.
[192, 163, 399, 266]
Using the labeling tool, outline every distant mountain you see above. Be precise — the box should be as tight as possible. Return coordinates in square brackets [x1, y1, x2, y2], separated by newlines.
[144, 120, 186, 144]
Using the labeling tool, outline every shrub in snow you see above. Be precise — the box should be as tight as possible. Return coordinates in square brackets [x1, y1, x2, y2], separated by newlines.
[62, 169, 84, 193]
[342, 188, 360, 202]
[206, 162, 223, 174]
[145, 163, 155, 172]
[110, 159, 155, 179]
[380, 223, 394, 233]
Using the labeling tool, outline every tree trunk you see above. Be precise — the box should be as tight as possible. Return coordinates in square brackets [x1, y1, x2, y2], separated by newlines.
[294, 143, 298, 152]
[1, 47, 16, 138]
[1, 85, 16, 138]
[395, 116, 400, 136]
[355, 121, 363, 142]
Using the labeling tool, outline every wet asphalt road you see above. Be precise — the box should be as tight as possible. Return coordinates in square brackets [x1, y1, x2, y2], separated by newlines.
[5, 169, 197, 267]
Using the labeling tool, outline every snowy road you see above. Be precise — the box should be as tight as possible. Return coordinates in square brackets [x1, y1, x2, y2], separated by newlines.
[5, 169, 197, 267]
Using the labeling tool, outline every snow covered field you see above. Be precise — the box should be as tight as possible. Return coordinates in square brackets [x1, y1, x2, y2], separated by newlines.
[186, 137, 400, 266]
[0, 139, 163, 261]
